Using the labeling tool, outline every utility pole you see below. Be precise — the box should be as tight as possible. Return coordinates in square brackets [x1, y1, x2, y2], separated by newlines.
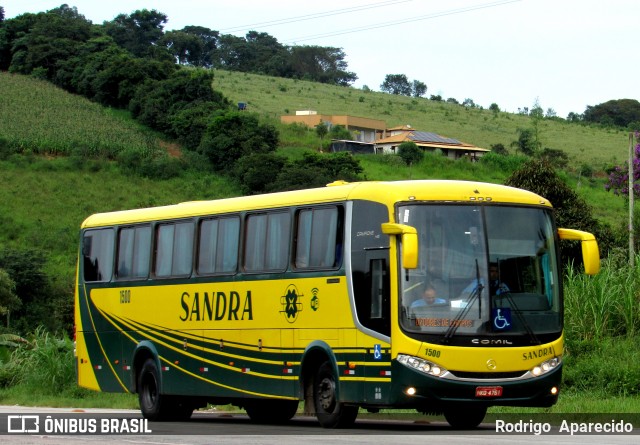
[629, 132, 635, 267]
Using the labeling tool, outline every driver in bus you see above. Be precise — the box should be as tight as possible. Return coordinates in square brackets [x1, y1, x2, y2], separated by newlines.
[410, 281, 447, 309]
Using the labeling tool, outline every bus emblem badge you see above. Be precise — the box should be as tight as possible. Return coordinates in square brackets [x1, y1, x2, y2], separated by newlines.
[280, 284, 303, 323]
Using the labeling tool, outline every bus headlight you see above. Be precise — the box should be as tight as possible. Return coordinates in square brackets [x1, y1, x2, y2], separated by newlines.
[531, 356, 561, 377]
[397, 354, 447, 377]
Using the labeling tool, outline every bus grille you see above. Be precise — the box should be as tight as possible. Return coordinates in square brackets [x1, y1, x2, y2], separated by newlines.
[448, 370, 527, 380]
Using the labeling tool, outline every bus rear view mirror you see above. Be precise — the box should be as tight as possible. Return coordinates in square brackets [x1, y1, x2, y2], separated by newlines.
[381, 223, 418, 269]
[558, 228, 600, 275]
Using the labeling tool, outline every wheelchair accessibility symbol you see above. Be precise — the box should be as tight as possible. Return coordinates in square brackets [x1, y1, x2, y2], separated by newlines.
[492, 308, 512, 331]
[373, 344, 382, 360]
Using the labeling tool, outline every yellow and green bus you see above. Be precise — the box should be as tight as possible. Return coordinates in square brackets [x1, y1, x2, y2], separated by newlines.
[75, 180, 599, 428]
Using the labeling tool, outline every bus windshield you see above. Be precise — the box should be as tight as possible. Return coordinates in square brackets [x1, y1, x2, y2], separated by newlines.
[398, 204, 561, 343]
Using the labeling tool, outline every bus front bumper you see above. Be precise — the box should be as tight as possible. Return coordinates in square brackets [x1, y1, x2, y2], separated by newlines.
[390, 360, 561, 409]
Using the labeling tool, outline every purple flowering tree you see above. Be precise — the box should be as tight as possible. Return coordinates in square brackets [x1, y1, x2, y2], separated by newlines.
[605, 132, 640, 197]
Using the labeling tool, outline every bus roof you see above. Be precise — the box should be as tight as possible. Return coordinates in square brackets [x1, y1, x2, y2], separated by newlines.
[80, 180, 551, 228]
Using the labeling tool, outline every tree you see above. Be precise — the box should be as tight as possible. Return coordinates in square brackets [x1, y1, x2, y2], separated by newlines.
[412, 79, 427, 98]
[235, 152, 287, 194]
[490, 143, 508, 155]
[505, 159, 612, 265]
[180, 26, 219, 67]
[530, 98, 544, 153]
[4, 5, 92, 78]
[104, 9, 170, 59]
[584, 99, 640, 128]
[268, 152, 363, 191]
[198, 110, 279, 171]
[380, 74, 412, 96]
[398, 141, 423, 166]
[511, 128, 536, 156]
[130, 68, 227, 134]
[489, 103, 500, 113]
[315, 121, 328, 150]
[0, 248, 58, 333]
[160, 30, 204, 65]
[567, 112, 583, 122]
[328, 124, 352, 141]
[287, 45, 356, 86]
[462, 98, 477, 108]
[56, 36, 176, 108]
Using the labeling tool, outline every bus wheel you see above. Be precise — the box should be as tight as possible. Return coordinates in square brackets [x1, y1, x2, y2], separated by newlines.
[444, 405, 487, 429]
[244, 399, 298, 424]
[138, 358, 193, 421]
[313, 361, 358, 428]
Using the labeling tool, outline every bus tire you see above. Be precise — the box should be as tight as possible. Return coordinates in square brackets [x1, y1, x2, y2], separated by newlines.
[444, 405, 486, 430]
[313, 361, 358, 428]
[244, 399, 298, 424]
[138, 358, 194, 421]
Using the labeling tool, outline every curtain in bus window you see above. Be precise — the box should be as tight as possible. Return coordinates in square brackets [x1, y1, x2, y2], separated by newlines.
[155, 224, 174, 277]
[198, 219, 218, 274]
[117, 228, 135, 278]
[217, 217, 239, 273]
[198, 217, 239, 274]
[265, 213, 290, 270]
[173, 222, 194, 276]
[245, 214, 267, 271]
[295, 210, 312, 268]
[132, 226, 151, 278]
[310, 207, 338, 267]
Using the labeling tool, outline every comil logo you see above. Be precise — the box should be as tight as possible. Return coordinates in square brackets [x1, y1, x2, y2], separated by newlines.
[8, 415, 39, 433]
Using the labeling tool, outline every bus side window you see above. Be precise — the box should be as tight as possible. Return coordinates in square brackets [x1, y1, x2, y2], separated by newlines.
[117, 225, 151, 279]
[244, 212, 290, 272]
[82, 229, 114, 282]
[294, 206, 342, 269]
[198, 216, 240, 275]
[154, 221, 194, 278]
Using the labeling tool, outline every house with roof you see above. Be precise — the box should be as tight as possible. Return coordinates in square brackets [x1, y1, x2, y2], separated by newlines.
[280, 111, 387, 143]
[375, 125, 489, 160]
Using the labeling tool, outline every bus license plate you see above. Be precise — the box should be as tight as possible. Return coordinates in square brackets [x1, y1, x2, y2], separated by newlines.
[475, 386, 503, 397]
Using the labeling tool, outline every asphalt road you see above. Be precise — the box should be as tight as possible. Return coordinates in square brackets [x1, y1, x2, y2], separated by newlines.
[0, 405, 637, 445]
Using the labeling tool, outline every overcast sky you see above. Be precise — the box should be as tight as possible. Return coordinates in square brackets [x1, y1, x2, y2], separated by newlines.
[4, 0, 638, 117]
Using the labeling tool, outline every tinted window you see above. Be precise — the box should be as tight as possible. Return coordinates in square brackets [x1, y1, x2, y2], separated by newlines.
[198, 216, 240, 274]
[82, 229, 114, 282]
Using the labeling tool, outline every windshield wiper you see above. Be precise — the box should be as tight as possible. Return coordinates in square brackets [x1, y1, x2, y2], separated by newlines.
[444, 260, 483, 343]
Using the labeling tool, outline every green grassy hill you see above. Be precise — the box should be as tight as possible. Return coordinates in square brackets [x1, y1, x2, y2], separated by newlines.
[0, 70, 631, 290]
[213, 70, 630, 168]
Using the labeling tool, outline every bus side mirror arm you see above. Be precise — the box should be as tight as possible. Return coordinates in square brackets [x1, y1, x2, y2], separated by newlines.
[381, 223, 418, 269]
[558, 228, 600, 275]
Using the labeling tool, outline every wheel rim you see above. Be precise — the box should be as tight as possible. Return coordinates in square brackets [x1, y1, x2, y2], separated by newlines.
[317, 376, 336, 412]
